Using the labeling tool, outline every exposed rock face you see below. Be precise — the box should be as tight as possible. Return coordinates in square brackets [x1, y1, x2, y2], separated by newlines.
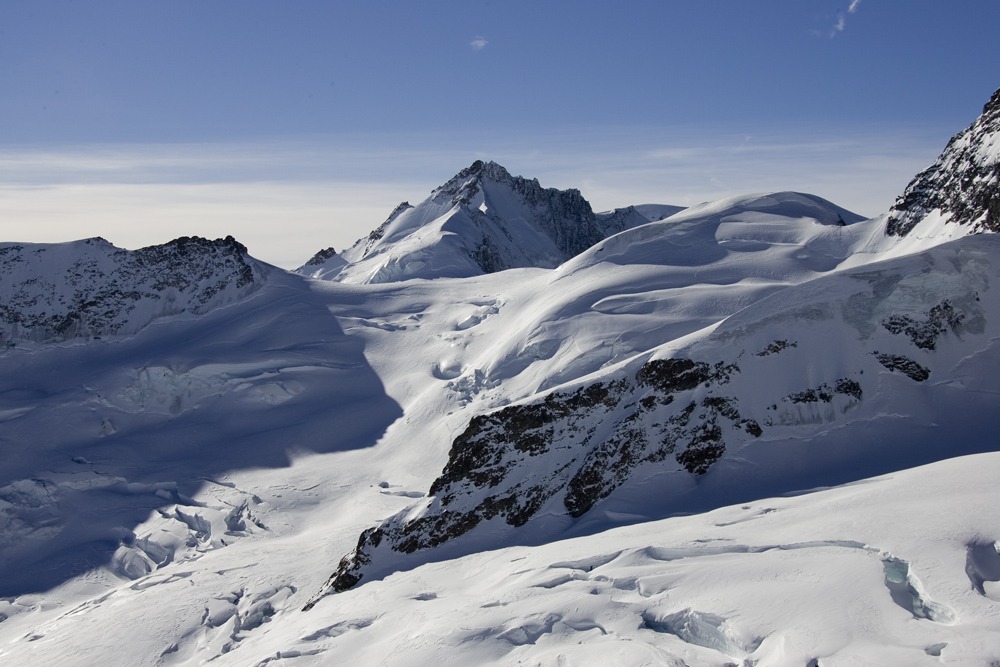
[0, 236, 263, 346]
[317, 356, 769, 596]
[594, 205, 658, 237]
[302, 247, 338, 268]
[874, 353, 930, 382]
[880, 299, 968, 350]
[317, 346, 879, 598]
[887, 87, 1000, 236]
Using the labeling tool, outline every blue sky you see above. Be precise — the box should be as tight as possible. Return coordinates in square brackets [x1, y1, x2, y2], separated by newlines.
[2, 1, 999, 267]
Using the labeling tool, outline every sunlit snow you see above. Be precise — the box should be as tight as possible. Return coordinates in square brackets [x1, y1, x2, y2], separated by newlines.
[2, 89, 1000, 665]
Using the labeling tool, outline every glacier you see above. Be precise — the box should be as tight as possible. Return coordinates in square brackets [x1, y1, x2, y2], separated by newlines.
[1, 86, 1000, 666]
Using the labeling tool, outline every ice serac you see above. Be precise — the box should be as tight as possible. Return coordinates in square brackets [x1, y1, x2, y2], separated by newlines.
[317, 232, 1000, 596]
[313, 161, 672, 284]
[887, 86, 1000, 237]
[0, 235, 264, 346]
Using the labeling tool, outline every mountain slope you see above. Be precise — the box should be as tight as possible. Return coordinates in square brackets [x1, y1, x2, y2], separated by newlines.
[221, 453, 1000, 666]
[6, 452, 1000, 666]
[0, 266, 402, 598]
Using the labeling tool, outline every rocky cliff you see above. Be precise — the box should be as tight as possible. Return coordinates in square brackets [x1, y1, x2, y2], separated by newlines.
[887, 87, 1000, 236]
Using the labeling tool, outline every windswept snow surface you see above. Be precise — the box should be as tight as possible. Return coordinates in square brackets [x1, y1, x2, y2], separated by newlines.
[3, 451, 1000, 666]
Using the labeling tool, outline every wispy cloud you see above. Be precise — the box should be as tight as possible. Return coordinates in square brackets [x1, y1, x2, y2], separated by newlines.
[830, 0, 861, 37]
[830, 14, 847, 36]
[470, 36, 488, 51]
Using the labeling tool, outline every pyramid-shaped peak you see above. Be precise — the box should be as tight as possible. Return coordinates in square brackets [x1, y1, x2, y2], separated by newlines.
[430, 160, 592, 218]
[451, 159, 516, 184]
[432, 160, 522, 205]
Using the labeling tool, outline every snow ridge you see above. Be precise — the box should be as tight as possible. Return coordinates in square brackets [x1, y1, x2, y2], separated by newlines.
[887, 86, 1000, 236]
[0, 235, 263, 346]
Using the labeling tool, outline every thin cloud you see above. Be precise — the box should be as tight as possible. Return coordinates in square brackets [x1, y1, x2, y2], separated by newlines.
[831, 0, 861, 37]
[830, 14, 847, 36]
[470, 36, 488, 51]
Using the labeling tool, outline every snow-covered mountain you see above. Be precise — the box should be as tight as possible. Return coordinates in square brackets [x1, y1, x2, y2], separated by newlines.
[2, 87, 1000, 666]
[0, 235, 264, 346]
[319, 231, 1000, 597]
[296, 160, 671, 283]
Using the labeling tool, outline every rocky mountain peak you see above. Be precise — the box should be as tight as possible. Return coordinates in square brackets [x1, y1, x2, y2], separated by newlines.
[305, 161, 678, 283]
[433, 160, 593, 214]
[435, 160, 605, 260]
[302, 247, 338, 267]
[982, 87, 1000, 125]
[0, 235, 263, 346]
[886, 86, 1000, 236]
[433, 160, 514, 205]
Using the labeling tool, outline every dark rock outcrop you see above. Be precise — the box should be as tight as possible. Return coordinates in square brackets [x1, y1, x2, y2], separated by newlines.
[316, 355, 769, 596]
[887, 87, 1000, 236]
[363, 201, 413, 257]
[881, 300, 967, 350]
[302, 247, 338, 267]
[874, 353, 931, 382]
